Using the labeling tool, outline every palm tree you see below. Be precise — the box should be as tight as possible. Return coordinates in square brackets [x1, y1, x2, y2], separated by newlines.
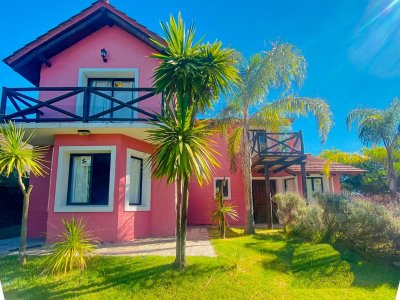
[149, 14, 238, 269]
[347, 98, 400, 202]
[0, 122, 47, 265]
[216, 43, 332, 233]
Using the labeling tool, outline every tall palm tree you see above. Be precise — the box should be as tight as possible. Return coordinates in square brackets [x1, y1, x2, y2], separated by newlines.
[0, 122, 47, 265]
[149, 14, 238, 269]
[216, 43, 332, 233]
[347, 98, 400, 202]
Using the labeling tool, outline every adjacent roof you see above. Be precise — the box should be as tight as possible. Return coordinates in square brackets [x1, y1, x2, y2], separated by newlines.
[3, 0, 164, 86]
[288, 155, 366, 175]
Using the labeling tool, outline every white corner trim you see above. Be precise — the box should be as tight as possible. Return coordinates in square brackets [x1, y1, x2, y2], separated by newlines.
[214, 177, 232, 200]
[54, 146, 116, 212]
[125, 148, 151, 211]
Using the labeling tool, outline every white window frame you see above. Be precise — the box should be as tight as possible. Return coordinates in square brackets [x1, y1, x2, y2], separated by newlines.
[125, 148, 151, 211]
[76, 68, 139, 116]
[214, 177, 231, 200]
[54, 146, 116, 212]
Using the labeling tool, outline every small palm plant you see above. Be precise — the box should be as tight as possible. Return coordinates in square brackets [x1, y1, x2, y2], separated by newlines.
[0, 121, 47, 265]
[43, 218, 95, 275]
[211, 179, 238, 238]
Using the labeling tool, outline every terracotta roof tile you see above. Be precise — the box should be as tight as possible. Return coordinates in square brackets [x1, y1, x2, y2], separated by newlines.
[289, 154, 366, 175]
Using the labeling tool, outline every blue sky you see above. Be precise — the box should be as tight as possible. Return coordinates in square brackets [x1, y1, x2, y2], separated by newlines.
[1, 0, 400, 154]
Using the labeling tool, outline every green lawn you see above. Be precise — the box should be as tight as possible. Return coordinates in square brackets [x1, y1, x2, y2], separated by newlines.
[0, 229, 399, 299]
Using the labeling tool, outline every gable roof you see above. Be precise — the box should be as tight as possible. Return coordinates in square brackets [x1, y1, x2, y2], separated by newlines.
[288, 154, 366, 175]
[3, 0, 164, 86]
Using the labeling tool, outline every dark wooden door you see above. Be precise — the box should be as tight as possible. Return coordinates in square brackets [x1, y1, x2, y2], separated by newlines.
[252, 180, 277, 224]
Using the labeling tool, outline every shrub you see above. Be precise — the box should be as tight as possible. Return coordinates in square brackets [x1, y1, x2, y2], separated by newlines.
[294, 203, 325, 242]
[341, 199, 400, 257]
[273, 193, 306, 232]
[43, 218, 95, 275]
[294, 193, 400, 259]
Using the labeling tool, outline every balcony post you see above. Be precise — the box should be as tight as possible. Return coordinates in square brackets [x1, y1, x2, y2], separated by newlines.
[301, 162, 308, 200]
[264, 162, 273, 230]
[82, 87, 90, 122]
[0, 87, 7, 122]
[299, 130, 305, 154]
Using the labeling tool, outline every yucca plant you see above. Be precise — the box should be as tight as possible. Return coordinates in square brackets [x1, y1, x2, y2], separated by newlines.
[211, 179, 238, 239]
[0, 121, 47, 265]
[43, 218, 95, 275]
[149, 13, 238, 269]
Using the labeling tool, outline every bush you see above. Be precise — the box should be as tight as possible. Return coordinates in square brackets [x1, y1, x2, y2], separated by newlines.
[293, 193, 400, 259]
[43, 218, 96, 275]
[273, 192, 306, 232]
[341, 199, 400, 257]
[293, 203, 325, 242]
[211, 187, 238, 239]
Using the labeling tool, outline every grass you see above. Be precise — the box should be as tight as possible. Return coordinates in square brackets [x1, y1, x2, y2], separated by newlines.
[0, 229, 399, 299]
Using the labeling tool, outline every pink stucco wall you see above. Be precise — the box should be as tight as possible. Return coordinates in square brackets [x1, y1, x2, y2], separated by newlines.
[45, 134, 176, 242]
[39, 25, 161, 117]
[27, 147, 53, 238]
[188, 136, 246, 226]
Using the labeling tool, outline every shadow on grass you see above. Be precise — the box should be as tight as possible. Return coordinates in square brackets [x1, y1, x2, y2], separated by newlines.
[244, 231, 400, 289]
[2, 256, 221, 299]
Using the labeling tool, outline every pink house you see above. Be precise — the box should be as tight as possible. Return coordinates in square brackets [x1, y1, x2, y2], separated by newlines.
[0, 1, 365, 242]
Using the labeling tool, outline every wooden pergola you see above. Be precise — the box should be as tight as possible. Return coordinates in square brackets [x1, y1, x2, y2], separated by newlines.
[251, 130, 307, 229]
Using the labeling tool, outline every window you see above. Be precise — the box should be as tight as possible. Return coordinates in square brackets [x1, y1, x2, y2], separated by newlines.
[88, 78, 135, 119]
[307, 177, 324, 194]
[125, 149, 151, 211]
[284, 178, 297, 192]
[214, 177, 231, 200]
[129, 156, 143, 205]
[67, 153, 111, 205]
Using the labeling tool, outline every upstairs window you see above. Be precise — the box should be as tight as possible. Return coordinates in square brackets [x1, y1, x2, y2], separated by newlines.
[88, 78, 135, 119]
[67, 153, 111, 205]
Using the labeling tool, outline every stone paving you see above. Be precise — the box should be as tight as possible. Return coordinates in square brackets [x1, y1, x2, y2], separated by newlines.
[1, 226, 216, 257]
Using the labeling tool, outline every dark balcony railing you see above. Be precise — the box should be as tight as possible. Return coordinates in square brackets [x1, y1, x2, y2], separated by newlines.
[251, 131, 304, 157]
[0, 86, 164, 123]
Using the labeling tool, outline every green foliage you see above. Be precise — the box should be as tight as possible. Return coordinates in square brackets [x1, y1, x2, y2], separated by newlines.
[347, 98, 400, 147]
[151, 13, 239, 116]
[43, 218, 95, 275]
[294, 193, 400, 258]
[211, 180, 238, 238]
[293, 203, 325, 242]
[272, 192, 307, 232]
[147, 107, 219, 185]
[0, 121, 47, 179]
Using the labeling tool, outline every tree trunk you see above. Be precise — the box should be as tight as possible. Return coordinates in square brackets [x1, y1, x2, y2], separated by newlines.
[387, 149, 398, 202]
[174, 178, 183, 268]
[242, 126, 255, 234]
[176, 177, 189, 269]
[17, 171, 32, 265]
[221, 215, 226, 239]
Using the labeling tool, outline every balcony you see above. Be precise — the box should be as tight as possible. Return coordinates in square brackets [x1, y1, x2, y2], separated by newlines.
[0, 86, 164, 145]
[250, 130, 306, 173]
[0, 86, 163, 123]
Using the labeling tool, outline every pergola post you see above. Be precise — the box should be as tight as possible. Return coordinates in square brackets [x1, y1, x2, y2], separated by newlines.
[301, 162, 308, 200]
[264, 163, 273, 229]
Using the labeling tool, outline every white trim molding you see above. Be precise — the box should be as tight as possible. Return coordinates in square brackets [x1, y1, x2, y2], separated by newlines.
[54, 146, 116, 212]
[214, 177, 232, 200]
[125, 148, 151, 211]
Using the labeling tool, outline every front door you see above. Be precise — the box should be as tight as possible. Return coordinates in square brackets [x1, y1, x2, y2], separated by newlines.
[252, 180, 277, 224]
